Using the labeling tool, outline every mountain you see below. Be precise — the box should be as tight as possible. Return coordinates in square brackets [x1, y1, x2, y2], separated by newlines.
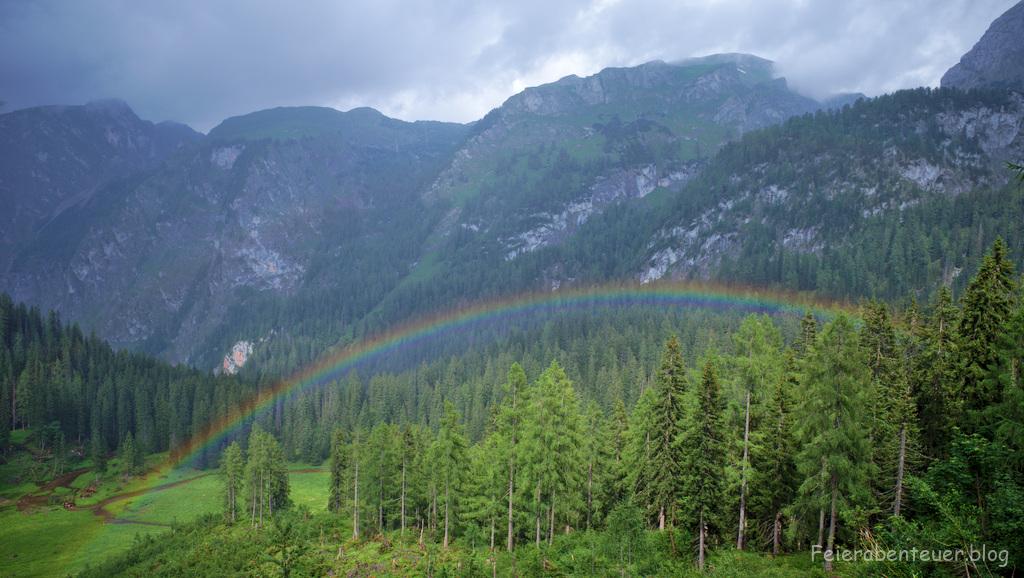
[2, 25, 1024, 373]
[941, 0, 1024, 91]
[0, 99, 200, 274]
[425, 54, 825, 260]
[0, 54, 837, 367]
[2, 105, 467, 363]
[371, 55, 844, 321]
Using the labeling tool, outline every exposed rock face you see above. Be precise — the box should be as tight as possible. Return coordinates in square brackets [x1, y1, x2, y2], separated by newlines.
[426, 54, 841, 271]
[1, 103, 467, 364]
[637, 92, 1024, 284]
[941, 0, 1024, 92]
[502, 163, 697, 261]
[220, 340, 254, 375]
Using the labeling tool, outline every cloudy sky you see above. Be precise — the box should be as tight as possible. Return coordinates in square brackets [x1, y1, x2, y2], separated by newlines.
[0, 0, 1016, 131]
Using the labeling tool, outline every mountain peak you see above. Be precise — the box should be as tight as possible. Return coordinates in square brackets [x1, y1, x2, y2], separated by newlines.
[83, 98, 137, 118]
[941, 0, 1024, 91]
[207, 105, 407, 141]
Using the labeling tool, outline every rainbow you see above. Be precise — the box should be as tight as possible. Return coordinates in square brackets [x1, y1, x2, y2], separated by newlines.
[146, 281, 850, 481]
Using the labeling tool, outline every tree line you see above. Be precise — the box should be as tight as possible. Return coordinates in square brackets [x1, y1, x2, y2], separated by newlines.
[217, 238, 1023, 573]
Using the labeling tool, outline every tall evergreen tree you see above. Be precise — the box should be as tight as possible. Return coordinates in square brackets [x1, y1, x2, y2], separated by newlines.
[432, 401, 468, 549]
[677, 361, 726, 571]
[958, 238, 1017, 413]
[221, 441, 245, 523]
[795, 314, 874, 573]
[750, 350, 798, 556]
[519, 361, 583, 546]
[494, 363, 526, 551]
[244, 426, 290, 528]
[635, 337, 688, 531]
[913, 286, 961, 458]
[729, 315, 782, 549]
[327, 428, 347, 513]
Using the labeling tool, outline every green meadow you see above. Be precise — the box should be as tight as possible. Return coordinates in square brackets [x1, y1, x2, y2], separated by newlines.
[0, 453, 328, 577]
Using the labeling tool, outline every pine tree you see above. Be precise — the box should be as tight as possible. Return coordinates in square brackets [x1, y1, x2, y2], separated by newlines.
[729, 315, 782, 549]
[795, 314, 875, 572]
[635, 337, 687, 531]
[677, 361, 726, 570]
[958, 238, 1017, 413]
[913, 286, 961, 458]
[432, 401, 468, 549]
[221, 441, 245, 523]
[519, 361, 583, 546]
[328, 428, 347, 513]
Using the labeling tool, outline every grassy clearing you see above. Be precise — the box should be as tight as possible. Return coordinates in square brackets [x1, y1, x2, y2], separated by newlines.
[0, 505, 165, 577]
[0, 452, 328, 577]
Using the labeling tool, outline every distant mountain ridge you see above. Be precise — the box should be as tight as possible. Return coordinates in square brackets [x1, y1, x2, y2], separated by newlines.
[0, 10, 1023, 373]
[942, 0, 1024, 91]
[0, 99, 201, 274]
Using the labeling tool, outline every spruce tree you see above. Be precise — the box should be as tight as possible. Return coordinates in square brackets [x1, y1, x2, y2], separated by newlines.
[987, 294, 1024, 466]
[677, 361, 726, 570]
[327, 428, 347, 513]
[861, 301, 918, 517]
[519, 361, 583, 546]
[221, 441, 245, 523]
[958, 238, 1017, 413]
[636, 336, 687, 531]
[729, 315, 782, 549]
[432, 401, 468, 549]
[795, 314, 874, 572]
[495, 362, 526, 551]
[750, 349, 798, 556]
[913, 286, 960, 457]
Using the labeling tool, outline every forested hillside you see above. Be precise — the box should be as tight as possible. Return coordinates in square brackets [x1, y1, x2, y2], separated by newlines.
[69, 238, 1024, 576]
[240, 87, 1024, 378]
[0, 293, 253, 466]
[2, 3, 1024, 575]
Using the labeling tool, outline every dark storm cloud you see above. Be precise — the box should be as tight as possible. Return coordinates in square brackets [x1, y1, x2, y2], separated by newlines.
[0, 0, 1015, 131]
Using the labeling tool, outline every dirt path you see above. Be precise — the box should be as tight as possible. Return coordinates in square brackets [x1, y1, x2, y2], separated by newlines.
[16, 467, 90, 512]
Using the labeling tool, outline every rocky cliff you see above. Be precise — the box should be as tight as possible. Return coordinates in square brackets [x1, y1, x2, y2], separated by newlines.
[941, 0, 1024, 92]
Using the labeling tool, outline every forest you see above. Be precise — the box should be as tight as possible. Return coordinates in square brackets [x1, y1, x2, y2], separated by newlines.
[2, 237, 1021, 576]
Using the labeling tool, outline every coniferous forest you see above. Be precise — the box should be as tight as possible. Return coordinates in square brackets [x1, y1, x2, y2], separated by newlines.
[4, 2, 1024, 576]
[2, 238, 1022, 576]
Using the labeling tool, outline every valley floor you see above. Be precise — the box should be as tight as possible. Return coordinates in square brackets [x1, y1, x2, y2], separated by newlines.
[2, 444, 828, 577]
[0, 439, 327, 577]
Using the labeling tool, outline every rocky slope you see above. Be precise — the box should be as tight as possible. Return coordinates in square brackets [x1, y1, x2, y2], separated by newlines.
[0, 99, 200, 273]
[3, 105, 467, 363]
[942, 0, 1024, 91]
[2, 17, 1023, 372]
[425, 54, 829, 263]
[633, 89, 1024, 292]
